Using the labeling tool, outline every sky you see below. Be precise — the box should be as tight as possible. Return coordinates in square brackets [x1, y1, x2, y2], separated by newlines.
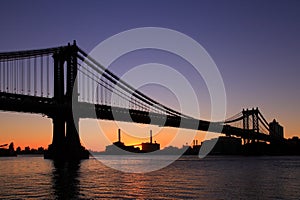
[0, 0, 299, 151]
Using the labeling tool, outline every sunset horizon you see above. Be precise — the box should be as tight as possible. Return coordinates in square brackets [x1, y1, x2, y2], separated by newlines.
[1, 1, 300, 199]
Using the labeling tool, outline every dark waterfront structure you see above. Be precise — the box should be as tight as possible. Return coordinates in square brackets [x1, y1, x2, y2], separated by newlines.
[269, 119, 284, 139]
[141, 130, 160, 152]
[0, 42, 293, 160]
[105, 129, 140, 154]
[105, 129, 160, 154]
[183, 140, 201, 155]
[203, 137, 242, 155]
[0, 142, 16, 157]
[183, 136, 300, 156]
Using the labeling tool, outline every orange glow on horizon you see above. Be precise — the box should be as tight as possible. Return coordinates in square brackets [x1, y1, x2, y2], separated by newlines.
[0, 112, 205, 151]
[0, 111, 300, 151]
[0, 112, 52, 150]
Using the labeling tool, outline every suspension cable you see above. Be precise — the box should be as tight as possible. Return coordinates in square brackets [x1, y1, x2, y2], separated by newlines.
[78, 66, 150, 111]
[78, 63, 153, 111]
[41, 56, 43, 97]
[80, 61, 165, 115]
[77, 49, 192, 119]
[77, 53, 180, 117]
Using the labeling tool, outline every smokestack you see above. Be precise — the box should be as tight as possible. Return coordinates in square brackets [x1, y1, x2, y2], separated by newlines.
[118, 129, 121, 142]
[150, 130, 152, 144]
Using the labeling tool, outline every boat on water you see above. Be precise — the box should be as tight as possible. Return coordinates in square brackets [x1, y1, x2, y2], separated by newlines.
[104, 129, 160, 154]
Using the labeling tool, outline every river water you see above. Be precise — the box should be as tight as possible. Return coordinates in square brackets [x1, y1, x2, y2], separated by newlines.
[0, 155, 299, 199]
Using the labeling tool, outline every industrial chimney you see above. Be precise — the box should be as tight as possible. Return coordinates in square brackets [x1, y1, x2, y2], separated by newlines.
[118, 129, 121, 142]
[150, 130, 153, 144]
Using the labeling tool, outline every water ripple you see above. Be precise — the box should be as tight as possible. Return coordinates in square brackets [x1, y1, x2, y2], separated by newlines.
[0, 156, 299, 199]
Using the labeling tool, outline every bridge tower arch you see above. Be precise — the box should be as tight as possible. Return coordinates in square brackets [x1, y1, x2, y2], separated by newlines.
[45, 41, 88, 160]
[242, 108, 259, 144]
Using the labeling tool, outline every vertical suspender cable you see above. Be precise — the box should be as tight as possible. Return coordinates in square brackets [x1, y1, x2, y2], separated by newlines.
[78, 68, 81, 101]
[6, 60, 9, 92]
[92, 71, 94, 103]
[7, 61, 11, 92]
[9, 60, 11, 92]
[8, 60, 10, 92]
[82, 70, 84, 102]
[100, 79, 103, 104]
[87, 72, 90, 103]
[81, 68, 83, 101]
[80, 69, 83, 101]
[16, 60, 18, 93]
[5, 60, 7, 92]
[1, 61, 2, 92]
[77, 65, 80, 100]
[88, 73, 90, 102]
[15, 60, 19, 93]
[6, 60, 10, 92]
[0, 61, 2, 92]
[17, 59, 20, 93]
[81, 69, 84, 101]
[103, 80, 105, 105]
[104, 81, 107, 105]
[41, 56, 43, 97]
[2, 61, 4, 92]
[82, 70, 85, 101]
[21, 59, 24, 94]
[82, 70, 87, 102]
[17, 59, 19, 93]
[34, 56, 37, 96]
[13, 60, 15, 93]
[8, 61, 10, 92]
[96, 83, 99, 104]
[47, 56, 49, 97]
[9, 61, 11, 92]
[5, 60, 8, 92]
[78, 67, 81, 101]
[28, 58, 30, 94]
[3, 61, 5, 92]
[7, 61, 9, 92]
[11, 60, 16, 93]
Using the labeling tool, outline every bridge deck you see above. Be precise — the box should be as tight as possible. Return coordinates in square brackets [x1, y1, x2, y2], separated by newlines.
[0, 92, 271, 142]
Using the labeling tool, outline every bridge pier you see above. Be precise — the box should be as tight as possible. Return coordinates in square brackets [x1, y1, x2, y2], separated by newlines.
[44, 116, 66, 160]
[66, 116, 80, 148]
[44, 116, 89, 160]
[65, 116, 89, 160]
[52, 116, 66, 149]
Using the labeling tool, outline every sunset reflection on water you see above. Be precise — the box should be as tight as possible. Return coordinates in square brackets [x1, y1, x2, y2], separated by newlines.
[0, 156, 300, 199]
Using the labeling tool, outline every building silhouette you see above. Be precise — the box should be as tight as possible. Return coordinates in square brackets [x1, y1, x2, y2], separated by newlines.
[269, 119, 284, 139]
[141, 130, 160, 152]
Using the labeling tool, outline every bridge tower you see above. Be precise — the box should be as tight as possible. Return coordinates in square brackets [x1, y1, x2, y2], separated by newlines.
[45, 41, 89, 160]
[242, 108, 259, 144]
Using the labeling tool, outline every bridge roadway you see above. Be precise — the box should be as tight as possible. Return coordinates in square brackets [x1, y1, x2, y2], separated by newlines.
[0, 92, 271, 142]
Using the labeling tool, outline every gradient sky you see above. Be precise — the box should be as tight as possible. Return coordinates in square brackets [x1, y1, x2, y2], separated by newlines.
[0, 0, 299, 151]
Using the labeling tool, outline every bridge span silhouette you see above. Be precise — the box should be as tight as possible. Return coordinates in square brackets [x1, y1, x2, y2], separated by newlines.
[0, 41, 283, 160]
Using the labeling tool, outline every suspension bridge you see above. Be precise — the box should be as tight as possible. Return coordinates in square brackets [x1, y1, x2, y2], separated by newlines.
[0, 41, 284, 160]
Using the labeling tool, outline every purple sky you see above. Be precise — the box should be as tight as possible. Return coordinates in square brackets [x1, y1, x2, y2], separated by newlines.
[0, 0, 300, 139]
